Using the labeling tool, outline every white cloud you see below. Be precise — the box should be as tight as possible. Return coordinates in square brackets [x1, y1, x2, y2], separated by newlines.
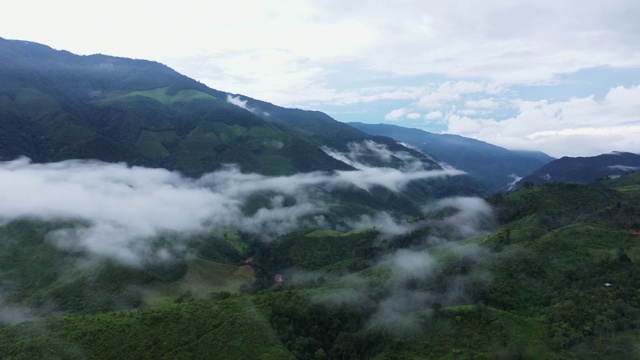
[445, 85, 640, 157]
[348, 212, 416, 238]
[429, 197, 496, 237]
[458, 109, 477, 116]
[315, 194, 495, 334]
[384, 108, 407, 121]
[464, 98, 498, 109]
[424, 111, 443, 120]
[335, 167, 463, 193]
[5, 1, 638, 103]
[321, 141, 464, 190]
[278, 85, 430, 108]
[354, 1, 640, 82]
[226, 95, 253, 112]
[406, 112, 421, 119]
[322, 140, 442, 172]
[416, 81, 487, 108]
[0, 154, 464, 264]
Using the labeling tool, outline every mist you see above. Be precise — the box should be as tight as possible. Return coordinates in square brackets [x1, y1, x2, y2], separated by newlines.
[427, 196, 496, 238]
[0, 294, 34, 326]
[322, 139, 448, 173]
[313, 194, 496, 334]
[0, 145, 484, 332]
[0, 155, 463, 265]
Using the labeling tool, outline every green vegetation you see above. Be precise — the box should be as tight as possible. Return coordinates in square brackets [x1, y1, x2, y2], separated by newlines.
[141, 258, 255, 306]
[0, 298, 293, 360]
[135, 130, 179, 158]
[2, 176, 640, 358]
[253, 229, 378, 275]
[105, 87, 217, 105]
[0, 40, 354, 177]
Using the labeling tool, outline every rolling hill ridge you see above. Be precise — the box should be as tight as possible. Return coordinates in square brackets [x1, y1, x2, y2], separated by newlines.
[516, 151, 640, 188]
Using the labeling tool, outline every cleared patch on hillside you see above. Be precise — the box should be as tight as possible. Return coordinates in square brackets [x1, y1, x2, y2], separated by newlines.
[141, 257, 255, 306]
[105, 87, 217, 105]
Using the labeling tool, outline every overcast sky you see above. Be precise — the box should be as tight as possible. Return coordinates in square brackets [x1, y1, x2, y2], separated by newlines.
[2, 0, 640, 157]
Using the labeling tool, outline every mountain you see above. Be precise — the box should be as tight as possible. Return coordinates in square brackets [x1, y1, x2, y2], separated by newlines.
[0, 37, 488, 215]
[349, 122, 555, 192]
[0, 37, 356, 177]
[516, 151, 640, 188]
[220, 96, 450, 173]
[0, 37, 449, 178]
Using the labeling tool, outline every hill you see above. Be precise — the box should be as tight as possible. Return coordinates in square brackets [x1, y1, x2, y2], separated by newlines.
[0, 37, 489, 212]
[2, 175, 640, 358]
[0, 297, 294, 360]
[0, 37, 459, 179]
[349, 122, 555, 192]
[0, 37, 357, 177]
[516, 151, 640, 188]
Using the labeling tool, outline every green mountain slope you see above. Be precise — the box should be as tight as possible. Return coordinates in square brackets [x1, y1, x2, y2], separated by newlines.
[0, 37, 455, 179]
[1, 175, 640, 358]
[0, 38, 352, 176]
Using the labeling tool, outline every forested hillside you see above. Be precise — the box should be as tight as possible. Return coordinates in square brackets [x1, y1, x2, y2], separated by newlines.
[0, 37, 354, 176]
[1, 174, 639, 359]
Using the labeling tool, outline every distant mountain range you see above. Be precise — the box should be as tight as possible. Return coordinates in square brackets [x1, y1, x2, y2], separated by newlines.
[349, 122, 555, 192]
[516, 151, 640, 187]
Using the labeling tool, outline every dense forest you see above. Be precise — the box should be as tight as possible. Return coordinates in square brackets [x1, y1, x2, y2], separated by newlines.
[1, 174, 639, 359]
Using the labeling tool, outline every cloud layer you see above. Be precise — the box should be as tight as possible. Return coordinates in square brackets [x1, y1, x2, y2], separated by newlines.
[0, 152, 462, 264]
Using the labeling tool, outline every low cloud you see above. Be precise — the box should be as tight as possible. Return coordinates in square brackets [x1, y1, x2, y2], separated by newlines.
[348, 212, 415, 238]
[429, 196, 496, 238]
[322, 140, 448, 172]
[608, 165, 640, 172]
[0, 294, 34, 326]
[226, 94, 273, 117]
[424, 111, 443, 120]
[226, 94, 250, 110]
[507, 173, 522, 191]
[0, 156, 463, 265]
[315, 195, 496, 334]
